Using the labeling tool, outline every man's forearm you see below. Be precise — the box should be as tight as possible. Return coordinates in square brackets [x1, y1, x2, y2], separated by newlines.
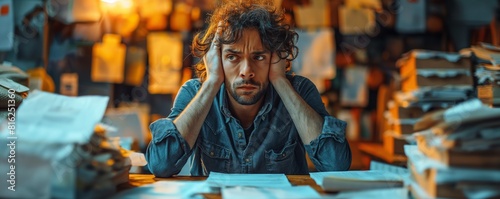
[174, 80, 221, 149]
[271, 77, 323, 144]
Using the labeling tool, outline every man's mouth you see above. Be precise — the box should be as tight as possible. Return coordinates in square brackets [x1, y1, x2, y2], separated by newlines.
[238, 85, 257, 91]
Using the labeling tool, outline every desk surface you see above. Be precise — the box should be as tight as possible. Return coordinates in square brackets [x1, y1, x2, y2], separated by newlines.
[118, 174, 324, 199]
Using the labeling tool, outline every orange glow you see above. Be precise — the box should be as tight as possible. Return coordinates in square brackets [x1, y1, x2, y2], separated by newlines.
[101, 0, 135, 15]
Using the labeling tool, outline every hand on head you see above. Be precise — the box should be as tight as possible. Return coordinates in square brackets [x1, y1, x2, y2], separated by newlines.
[204, 21, 226, 85]
[269, 52, 287, 83]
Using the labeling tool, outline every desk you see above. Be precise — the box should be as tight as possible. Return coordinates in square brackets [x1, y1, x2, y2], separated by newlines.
[358, 143, 407, 168]
[117, 174, 325, 199]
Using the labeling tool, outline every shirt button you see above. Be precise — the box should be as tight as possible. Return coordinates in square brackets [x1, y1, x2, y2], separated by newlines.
[245, 158, 250, 162]
[210, 151, 214, 156]
[238, 132, 242, 138]
[282, 153, 286, 157]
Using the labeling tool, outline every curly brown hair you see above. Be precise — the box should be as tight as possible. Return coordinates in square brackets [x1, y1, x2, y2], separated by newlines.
[191, 0, 298, 82]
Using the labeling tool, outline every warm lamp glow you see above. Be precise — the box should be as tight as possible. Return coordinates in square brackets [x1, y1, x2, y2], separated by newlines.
[101, 0, 135, 15]
[101, 0, 119, 3]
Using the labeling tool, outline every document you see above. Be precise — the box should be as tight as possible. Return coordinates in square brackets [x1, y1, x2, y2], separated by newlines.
[311, 170, 404, 186]
[292, 28, 336, 93]
[0, 0, 13, 51]
[311, 170, 403, 192]
[222, 186, 321, 199]
[147, 32, 183, 94]
[10, 90, 108, 159]
[206, 172, 292, 188]
[110, 181, 210, 199]
[326, 188, 408, 199]
[92, 34, 126, 83]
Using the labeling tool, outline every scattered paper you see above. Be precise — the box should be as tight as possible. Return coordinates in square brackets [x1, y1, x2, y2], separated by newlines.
[310, 170, 403, 186]
[206, 172, 292, 188]
[129, 152, 147, 166]
[325, 188, 408, 199]
[222, 186, 321, 199]
[110, 181, 210, 199]
[12, 90, 108, 159]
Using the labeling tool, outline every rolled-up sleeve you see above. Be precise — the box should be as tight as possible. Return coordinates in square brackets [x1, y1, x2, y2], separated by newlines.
[146, 118, 192, 177]
[145, 79, 201, 177]
[305, 116, 352, 171]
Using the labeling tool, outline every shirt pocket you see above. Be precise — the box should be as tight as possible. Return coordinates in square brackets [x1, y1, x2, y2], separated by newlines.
[199, 140, 231, 173]
[265, 141, 297, 174]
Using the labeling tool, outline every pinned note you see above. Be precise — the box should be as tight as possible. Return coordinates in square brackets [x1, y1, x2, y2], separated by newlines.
[0, 0, 13, 50]
[147, 32, 183, 94]
[91, 34, 126, 83]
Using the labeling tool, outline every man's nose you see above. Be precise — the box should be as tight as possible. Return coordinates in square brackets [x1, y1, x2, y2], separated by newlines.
[240, 59, 255, 78]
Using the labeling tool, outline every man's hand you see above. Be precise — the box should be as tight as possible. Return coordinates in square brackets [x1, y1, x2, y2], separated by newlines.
[203, 21, 225, 85]
[269, 52, 287, 84]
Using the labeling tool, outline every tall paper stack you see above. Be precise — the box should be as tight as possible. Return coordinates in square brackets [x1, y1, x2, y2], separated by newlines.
[382, 50, 475, 156]
[407, 99, 500, 199]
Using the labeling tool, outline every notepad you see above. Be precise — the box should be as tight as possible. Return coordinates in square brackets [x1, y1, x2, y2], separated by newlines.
[321, 170, 404, 192]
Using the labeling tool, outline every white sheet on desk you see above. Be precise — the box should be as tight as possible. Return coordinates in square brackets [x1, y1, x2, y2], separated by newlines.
[323, 188, 408, 199]
[110, 181, 210, 199]
[222, 186, 321, 199]
[2, 90, 109, 160]
[206, 172, 291, 188]
[129, 152, 147, 166]
[310, 170, 405, 187]
[405, 145, 500, 183]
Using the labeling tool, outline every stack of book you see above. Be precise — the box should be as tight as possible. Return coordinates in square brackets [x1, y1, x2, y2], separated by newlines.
[407, 99, 500, 199]
[382, 50, 474, 156]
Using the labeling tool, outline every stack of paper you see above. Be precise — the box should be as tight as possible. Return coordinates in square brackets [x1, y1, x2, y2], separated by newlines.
[311, 170, 404, 192]
[0, 91, 131, 199]
[380, 49, 474, 158]
[407, 99, 500, 198]
[397, 50, 473, 92]
[472, 43, 500, 106]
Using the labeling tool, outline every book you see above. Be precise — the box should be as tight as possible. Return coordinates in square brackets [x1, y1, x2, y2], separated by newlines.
[321, 170, 404, 192]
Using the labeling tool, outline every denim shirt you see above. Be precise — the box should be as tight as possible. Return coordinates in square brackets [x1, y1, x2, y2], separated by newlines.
[146, 75, 351, 177]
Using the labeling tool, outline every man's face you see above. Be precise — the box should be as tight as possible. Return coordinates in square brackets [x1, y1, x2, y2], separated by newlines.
[221, 28, 271, 105]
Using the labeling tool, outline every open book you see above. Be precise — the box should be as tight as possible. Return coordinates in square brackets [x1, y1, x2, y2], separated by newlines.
[322, 170, 404, 192]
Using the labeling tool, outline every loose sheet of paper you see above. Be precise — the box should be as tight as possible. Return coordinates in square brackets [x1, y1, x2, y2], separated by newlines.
[325, 188, 408, 199]
[110, 181, 210, 199]
[206, 172, 292, 188]
[222, 186, 321, 199]
[310, 170, 402, 186]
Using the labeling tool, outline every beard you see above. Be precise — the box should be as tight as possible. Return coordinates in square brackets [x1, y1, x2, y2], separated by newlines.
[228, 79, 267, 105]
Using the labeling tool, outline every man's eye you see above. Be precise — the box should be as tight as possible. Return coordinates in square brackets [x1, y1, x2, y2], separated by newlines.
[227, 55, 237, 61]
[254, 55, 264, 61]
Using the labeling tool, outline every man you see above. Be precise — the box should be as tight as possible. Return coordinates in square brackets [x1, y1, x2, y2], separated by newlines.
[146, 0, 351, 177]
